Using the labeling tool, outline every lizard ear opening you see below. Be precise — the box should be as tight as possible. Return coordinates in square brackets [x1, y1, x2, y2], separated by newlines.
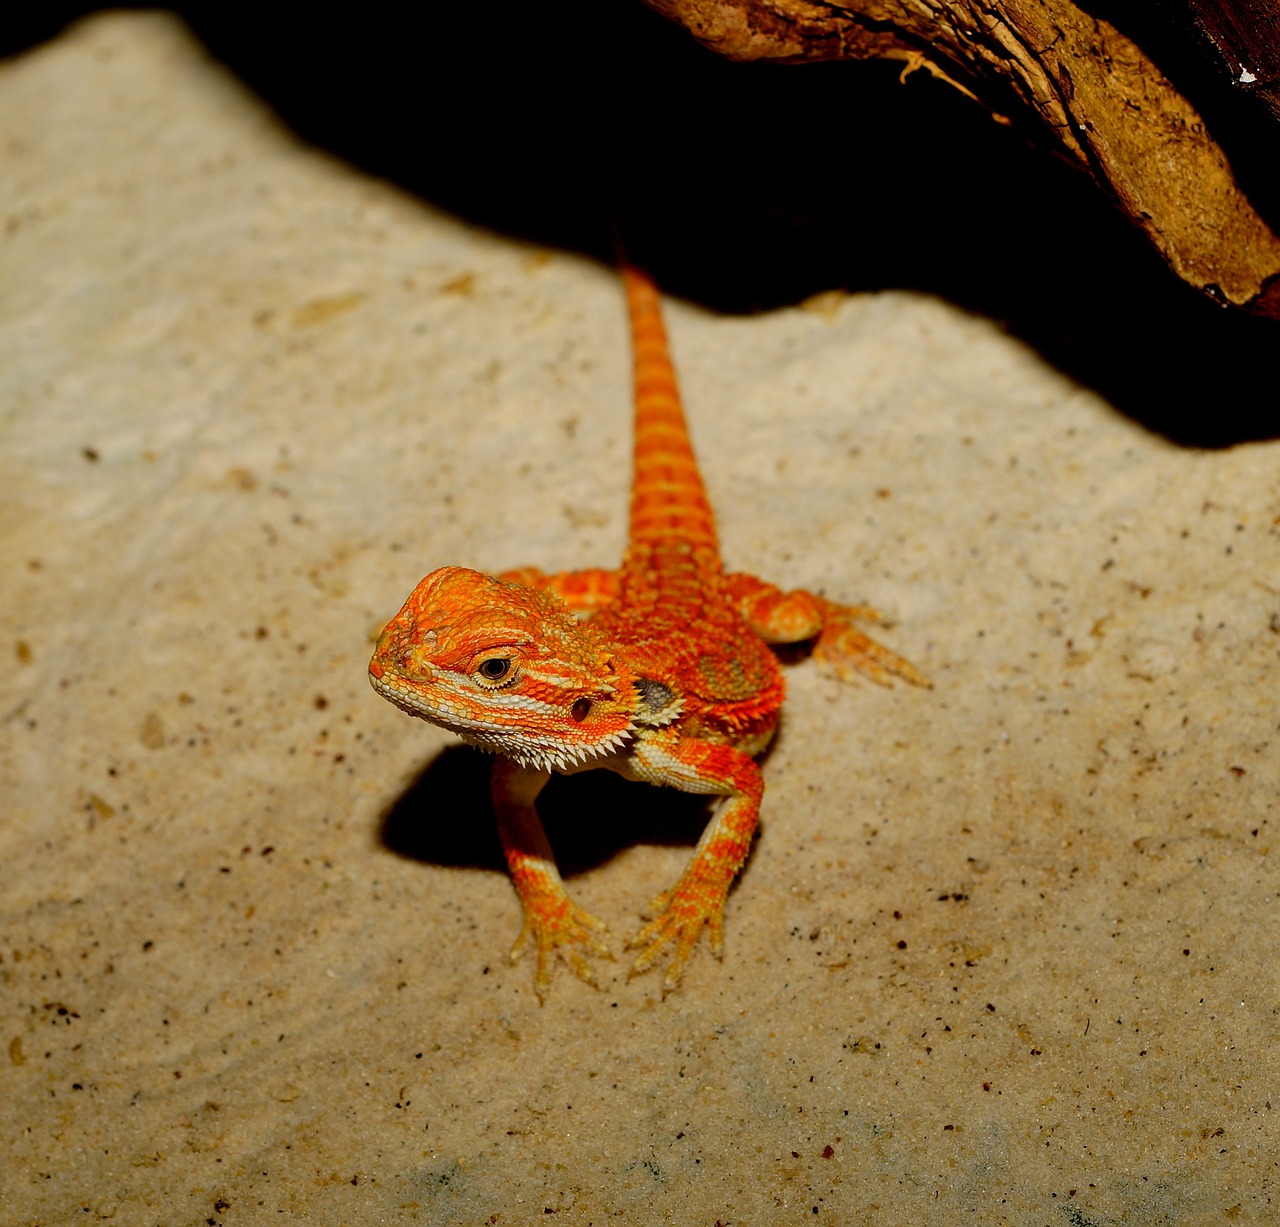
[633, 677, 682, 727]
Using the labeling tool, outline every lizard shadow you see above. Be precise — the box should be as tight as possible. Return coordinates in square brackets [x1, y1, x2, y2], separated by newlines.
[379, 743, 769, 882]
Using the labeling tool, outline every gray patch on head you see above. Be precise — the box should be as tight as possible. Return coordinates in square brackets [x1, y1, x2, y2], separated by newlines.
[636, 677, 675, 711]
[634, 677, 682, 726]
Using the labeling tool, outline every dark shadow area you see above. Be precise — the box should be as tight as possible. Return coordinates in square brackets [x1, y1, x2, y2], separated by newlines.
[379, 745, 714, 879]
[5, 3, 1278, 445]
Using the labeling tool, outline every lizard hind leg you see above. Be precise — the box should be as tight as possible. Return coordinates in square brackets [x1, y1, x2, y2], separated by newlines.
[726, 572, 930, 688]
[810, 596, 931, 687]
[491, 757, 614, 1001]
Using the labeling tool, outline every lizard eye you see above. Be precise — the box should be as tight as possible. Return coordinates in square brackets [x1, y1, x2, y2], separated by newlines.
[571, 698, 591, 722]
[474, 656, 517, 686]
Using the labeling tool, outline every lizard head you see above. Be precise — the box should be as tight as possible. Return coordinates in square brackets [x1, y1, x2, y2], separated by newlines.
[369, 566, 638, 772]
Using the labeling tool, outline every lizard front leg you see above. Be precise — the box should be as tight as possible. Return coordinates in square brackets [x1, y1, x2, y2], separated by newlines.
[725, 572, 930, 688]
[491, 756, 613, 1000]
[624, 729, 764, 994]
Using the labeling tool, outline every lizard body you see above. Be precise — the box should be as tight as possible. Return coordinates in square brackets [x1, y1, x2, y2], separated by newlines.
[369, 267, 927, 997]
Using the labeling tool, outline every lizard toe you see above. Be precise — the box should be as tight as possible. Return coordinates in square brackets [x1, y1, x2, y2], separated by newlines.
[626, 879, 728, 990]
[814, 613, 931, 688]
[511, 901, 613, 1002]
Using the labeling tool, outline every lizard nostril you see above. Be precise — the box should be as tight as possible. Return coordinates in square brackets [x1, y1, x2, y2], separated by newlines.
[404, 652, 434, 681]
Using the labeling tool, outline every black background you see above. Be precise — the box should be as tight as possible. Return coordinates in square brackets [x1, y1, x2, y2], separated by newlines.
[4, 3, 1277, 445]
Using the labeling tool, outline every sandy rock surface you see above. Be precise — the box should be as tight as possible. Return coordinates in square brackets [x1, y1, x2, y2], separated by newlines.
[3, 13, 1278, 1225]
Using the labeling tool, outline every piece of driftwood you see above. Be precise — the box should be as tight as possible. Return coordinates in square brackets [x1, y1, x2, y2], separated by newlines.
[645, 0, 1280, 318]
[1187, 0, 1280, 127]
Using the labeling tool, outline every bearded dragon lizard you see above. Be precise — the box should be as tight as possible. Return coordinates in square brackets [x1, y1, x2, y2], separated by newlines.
[369, 267, 928, 998]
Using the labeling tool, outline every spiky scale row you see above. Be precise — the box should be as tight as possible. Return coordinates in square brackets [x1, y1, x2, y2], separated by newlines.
[369, 266, 929, 1000]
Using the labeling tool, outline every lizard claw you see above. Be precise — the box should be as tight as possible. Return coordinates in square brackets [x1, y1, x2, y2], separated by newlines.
[510, 899, 613, 1002]
[626, 881, 728, 994]
[813, 605, 931, 688]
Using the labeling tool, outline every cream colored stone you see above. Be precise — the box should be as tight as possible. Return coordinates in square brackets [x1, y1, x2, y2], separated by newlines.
[3, 12, 1278, 1224]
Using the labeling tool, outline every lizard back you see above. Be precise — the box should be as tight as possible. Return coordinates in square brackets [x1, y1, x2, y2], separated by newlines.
[598, 268, 785, 725]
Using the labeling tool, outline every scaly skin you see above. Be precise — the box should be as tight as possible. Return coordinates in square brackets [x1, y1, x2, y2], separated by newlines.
[369, 267, 929, 999]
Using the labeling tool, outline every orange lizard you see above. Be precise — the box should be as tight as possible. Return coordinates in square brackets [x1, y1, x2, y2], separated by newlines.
[369, 267, 928, 998]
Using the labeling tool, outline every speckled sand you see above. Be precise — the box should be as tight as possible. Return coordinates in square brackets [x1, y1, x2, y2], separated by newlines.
[3, 13, 1279, 1225]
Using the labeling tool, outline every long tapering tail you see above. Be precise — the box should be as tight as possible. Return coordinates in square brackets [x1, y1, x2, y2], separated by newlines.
[622, 265, 719, 556]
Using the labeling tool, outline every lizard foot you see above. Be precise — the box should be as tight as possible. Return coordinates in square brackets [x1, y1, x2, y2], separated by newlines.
[510, 896, 613, 1002]
[813, 604, 931, 688]
[626, 878, 728, 995]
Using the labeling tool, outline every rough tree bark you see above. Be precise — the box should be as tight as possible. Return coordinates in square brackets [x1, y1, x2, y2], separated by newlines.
[1186, 0, 1280, 126]
[645, 0, 1280, 319]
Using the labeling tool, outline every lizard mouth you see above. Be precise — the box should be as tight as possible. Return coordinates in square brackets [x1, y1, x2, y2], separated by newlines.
[368, 665, 635, 771]
[368, 666, 445, 723]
